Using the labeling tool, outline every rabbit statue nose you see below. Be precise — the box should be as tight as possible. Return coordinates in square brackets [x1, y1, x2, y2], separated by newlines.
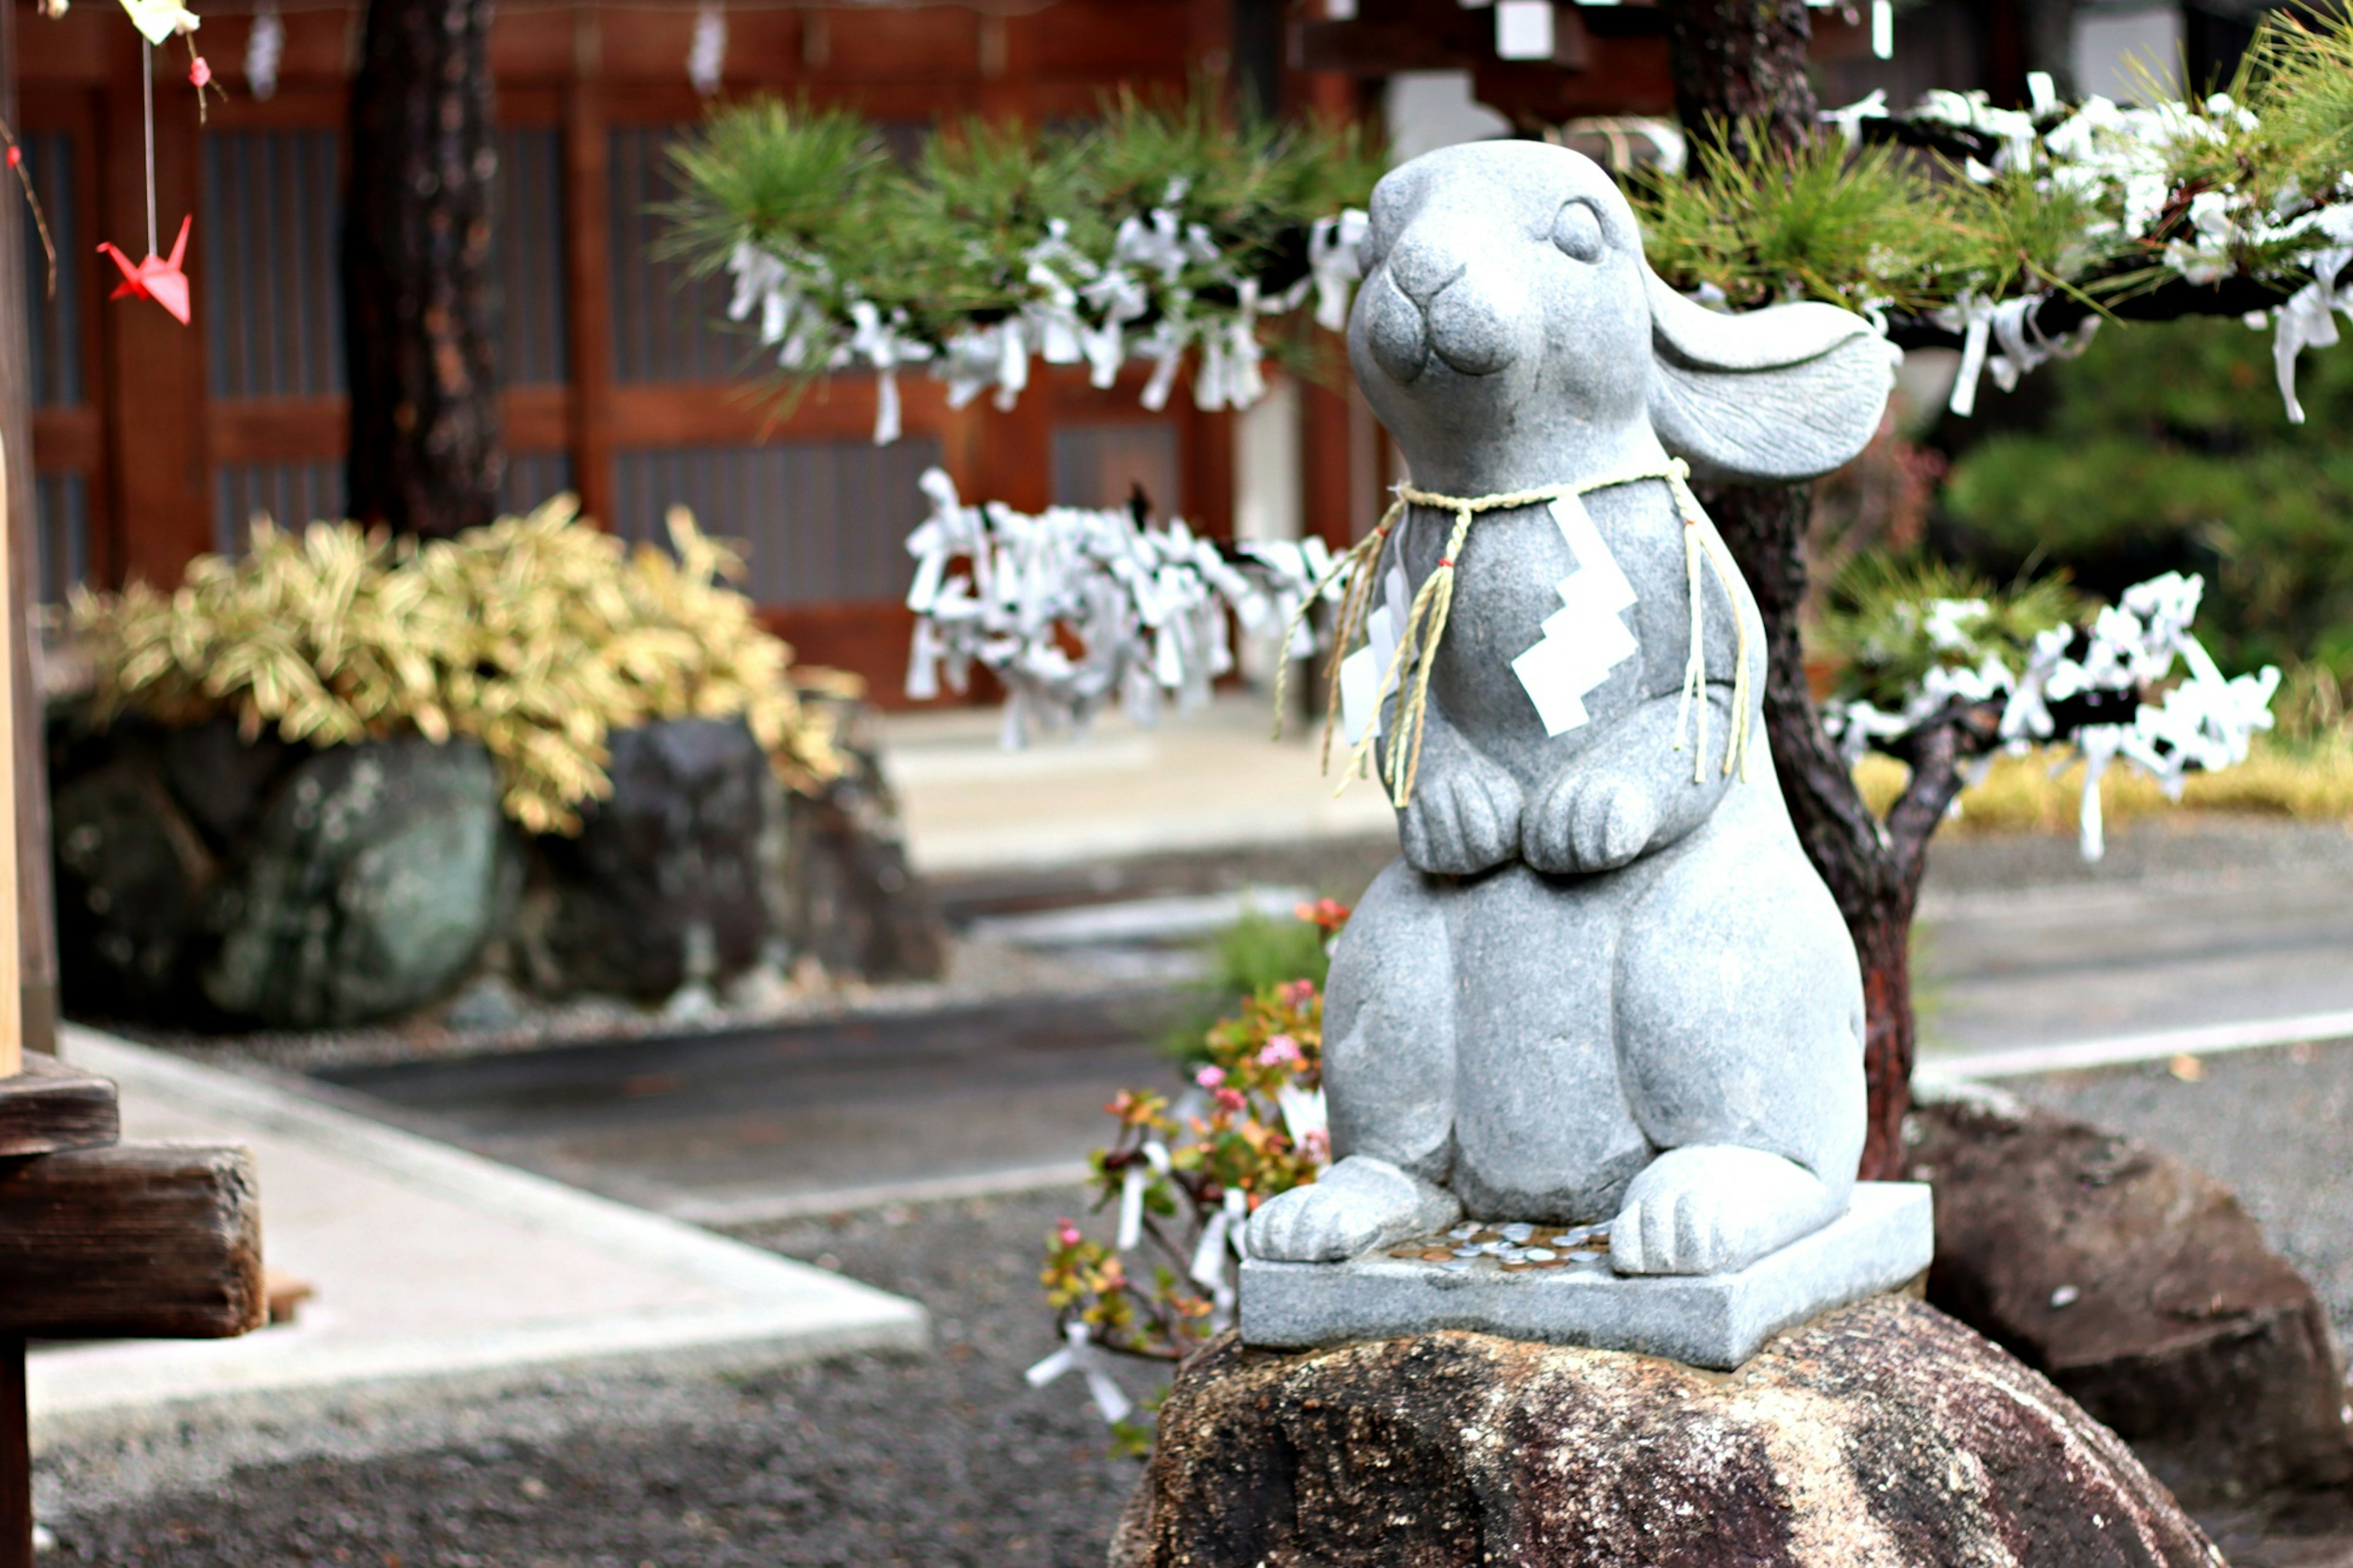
[1361, 237, 1527, 384]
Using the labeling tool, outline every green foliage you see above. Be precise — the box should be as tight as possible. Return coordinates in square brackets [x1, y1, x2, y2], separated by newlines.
[1159, 896, 1341, 1064]
[71, 500, 854, 835]
[664, 85, 1381, 358]
[1041, 931, 1332, 1367]
[1941, 316, 2353, 678]
[1816, 553, 2088, 714]
[1208, 906, 1332, 1000]
[1635, 135, 1971, 314]
[1637, 10, 2353, 317]
[661, 99, 891, 268]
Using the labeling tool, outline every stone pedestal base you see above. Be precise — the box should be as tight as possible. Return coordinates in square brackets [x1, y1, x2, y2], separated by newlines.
[1240, 1181, 1933, 1370]
[1113, 1296, 2216, 1568]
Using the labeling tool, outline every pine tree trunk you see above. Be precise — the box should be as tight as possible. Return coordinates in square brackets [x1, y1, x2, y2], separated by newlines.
[1660, 0, 1819, 161]
[1656, 1, 1941, 1177]
[343, 0, 502, 539]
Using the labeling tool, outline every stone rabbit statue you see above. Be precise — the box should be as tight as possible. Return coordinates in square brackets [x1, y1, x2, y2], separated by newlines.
[1247, 141, 1898, 1277]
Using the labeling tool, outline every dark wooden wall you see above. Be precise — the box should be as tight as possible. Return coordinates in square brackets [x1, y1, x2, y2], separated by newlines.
[14, 0, 1355, 693]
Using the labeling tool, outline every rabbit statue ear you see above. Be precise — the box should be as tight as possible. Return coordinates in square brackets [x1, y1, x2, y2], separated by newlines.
[1645, 268, 1900, 484]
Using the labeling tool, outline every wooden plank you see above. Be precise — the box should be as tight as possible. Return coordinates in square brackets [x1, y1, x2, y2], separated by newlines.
[0, 0, 38, 1067]
[203, 388, 572, 466]
[0, 1142, 263, 1339]
[1, 1339, 23, 1568]
[563, 27, 615, 528]
[100, 25, 211, 588]
[762, 599, 920, 705]
[0, 1053, 118, 1157]
[605, 377, 941, 449]
[28, 406, 100, 472]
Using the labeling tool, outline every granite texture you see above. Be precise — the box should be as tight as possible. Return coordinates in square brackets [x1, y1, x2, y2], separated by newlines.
[1908, 1093, 2353, 1508]
[1240, 1181, 1932, 1369]
[1115, 1298, 2219, 1568]
[1248, 143, 1898, 1288]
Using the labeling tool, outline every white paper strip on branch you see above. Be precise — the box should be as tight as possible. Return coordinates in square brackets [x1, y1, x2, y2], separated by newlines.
[1821, 572, 2278, 862]
[1825, 85, 2353, 421]
[724, 198, 1372, 445]
[904, 468, 1336, 744]
[2001, 572, 2280, 860]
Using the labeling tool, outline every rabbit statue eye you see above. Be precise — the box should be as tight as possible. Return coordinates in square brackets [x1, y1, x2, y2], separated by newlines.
[1551, 200, 1605, 263]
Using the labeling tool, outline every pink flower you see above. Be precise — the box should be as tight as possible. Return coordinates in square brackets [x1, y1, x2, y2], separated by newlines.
[1055, 1218, 1081, 1247]
[188, 55, 212, 88]
[1257, 1034, 1301, 1066]
[1214, 1087, 1247, 1113]
[1194, 1065, 1226, 1089]
[1282, 979, 1317, 1007]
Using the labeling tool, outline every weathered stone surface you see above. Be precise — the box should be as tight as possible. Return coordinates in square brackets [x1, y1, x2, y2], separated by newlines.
[1241, 1182, 1933, 1369]
[772, 695, 945, 983]
[204, 736, 515, 1029]
[1909, 1092, 2353, 1508]
[1115, 1296, 2219, 1568]
[525, 718, 778, 1000]
[50, 723, 218, 1021]
[523, 708, 944, 999]
[1251, 140, 1893, 1282]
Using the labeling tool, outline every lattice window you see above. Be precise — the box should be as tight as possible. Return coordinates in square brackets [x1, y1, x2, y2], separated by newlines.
[612, 438, 940, 605]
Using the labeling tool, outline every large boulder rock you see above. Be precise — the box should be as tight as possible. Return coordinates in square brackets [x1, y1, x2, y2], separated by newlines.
[203, 735, 517, 1029]
[1907, 1092, 2353, 1508]
[524, 718, 779, 999]
[521, 708, 943, 1001]
[772, 695, 942, 983]
[50, 722, 221, 1020]
[1113, 1297, 2216, 1567]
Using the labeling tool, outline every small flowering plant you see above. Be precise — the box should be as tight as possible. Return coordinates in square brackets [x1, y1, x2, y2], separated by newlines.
[1033, 903, 1341, 1428]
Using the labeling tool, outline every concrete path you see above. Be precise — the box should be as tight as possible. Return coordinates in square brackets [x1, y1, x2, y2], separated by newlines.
[30, 1028, 926, 1445]
[882, 694, 1394, 874]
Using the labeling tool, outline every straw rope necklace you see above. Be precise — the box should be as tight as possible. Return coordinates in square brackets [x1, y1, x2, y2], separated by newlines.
[1273, 456, 1754, 808]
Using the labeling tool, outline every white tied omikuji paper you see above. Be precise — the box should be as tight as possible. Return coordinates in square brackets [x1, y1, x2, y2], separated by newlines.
[903, 468, 1334, 745]
[1827, 77, 2353, 422]
[724, 197, 1371, 445]
[2002, 572, 2280, 860]
[1823, 571, 2279, 863]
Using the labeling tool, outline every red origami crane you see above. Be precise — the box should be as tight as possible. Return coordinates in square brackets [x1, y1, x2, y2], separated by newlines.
[98, 213, 192, 325]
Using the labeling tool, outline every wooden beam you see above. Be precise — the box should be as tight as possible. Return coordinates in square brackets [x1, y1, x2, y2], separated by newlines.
[99, 26, 211, 586]
[1, 1339, 23, 1568]
[203, 387, 572, 465]
[0, 1053, 118, 1157]
[0, 0, 47, 1064]
[0, 1142, 264, 1339]
[563, 17, 615, 528]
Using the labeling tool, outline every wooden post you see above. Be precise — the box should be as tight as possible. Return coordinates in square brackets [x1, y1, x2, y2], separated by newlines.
[0, 428, 20, 1083]
[563, 11, 614, 528]
[0, 0, 52, 1066]
[0, 1338, 23, 1568]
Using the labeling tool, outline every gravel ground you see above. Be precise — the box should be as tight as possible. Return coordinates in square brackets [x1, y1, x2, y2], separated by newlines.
[36, 1189, 1145, 1567]
[2008, 1035, 2353, 1348]
[36, 1041, 2353, 1565]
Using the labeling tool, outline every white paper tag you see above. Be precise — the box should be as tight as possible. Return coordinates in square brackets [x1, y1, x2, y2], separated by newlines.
[1338, 645, 1383, 744]
[1510, 637, 1592, 735]
[1512, 493, 1640, 737]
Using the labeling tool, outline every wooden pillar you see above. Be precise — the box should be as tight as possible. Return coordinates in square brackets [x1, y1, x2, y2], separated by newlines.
[0, 0, 53, 1062]
[99, 26, 208, 583]
[0, 1338, 23, 1568]
[562, 10, 613, 527]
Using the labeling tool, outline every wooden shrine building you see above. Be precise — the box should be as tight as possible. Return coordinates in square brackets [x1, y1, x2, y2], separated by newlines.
[9, 0, 2137, 692]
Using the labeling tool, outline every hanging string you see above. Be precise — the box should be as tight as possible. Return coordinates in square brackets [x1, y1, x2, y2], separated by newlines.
[142, 39, 158, 257]
[0, 118, 59, 300]
[1273, 458, 1754, 808]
